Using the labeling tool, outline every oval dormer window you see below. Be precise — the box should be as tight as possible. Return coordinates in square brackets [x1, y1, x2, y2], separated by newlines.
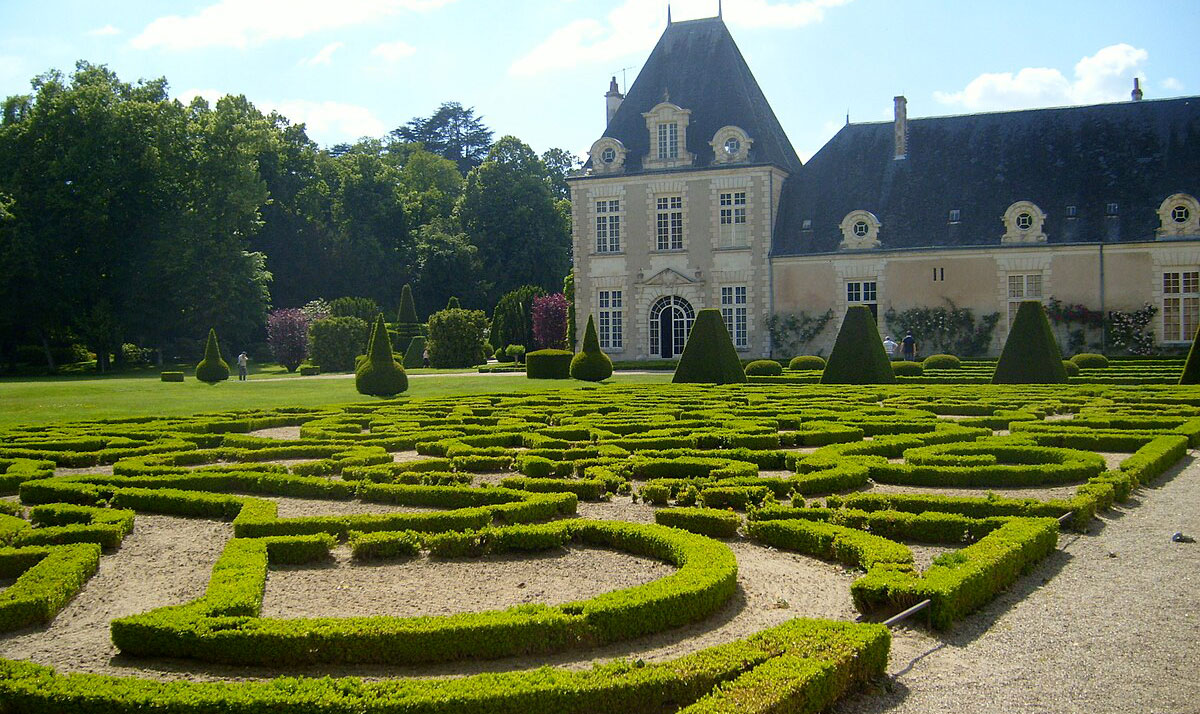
[853, 220, 869, 237]
[724, 137, 740, 155]
[601, 147, 616, 164]
[1016, 212, 1033, 230]
[1173, 205, 1191, 223]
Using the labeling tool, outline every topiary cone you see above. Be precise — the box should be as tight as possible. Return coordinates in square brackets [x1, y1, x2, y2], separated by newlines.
[1180, 324, 1200, 384]
[446, 296, 461, 310]
[992, 301, 1068, 384]
[356, 314, 408, 396]
[820, 306, 895, 384]
[672, 309, 747, 384]
[570, 314, 613, 382]
[395, 284, 422, 354]
[195, 328, 230, 383]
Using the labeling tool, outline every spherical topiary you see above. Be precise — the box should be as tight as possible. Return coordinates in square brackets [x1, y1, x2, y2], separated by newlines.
[526, 349, 573, 379]
[355, 314, 408, 396]
[922, 354, 961, 370]
[1071, 353, 1109, 369]
[672, 309, 747, 384]
[570, 315, 613, 382]
[892, 360, 924, 376]
[821, 306, 896, 384]
[403, 336, 426, 369]
[788, 355, 826, 371]
[744, 359, 783, 376]
[1062, 360, 1081, 377]
[992, 301, 1067, 384]
[195, 328, 230, 384]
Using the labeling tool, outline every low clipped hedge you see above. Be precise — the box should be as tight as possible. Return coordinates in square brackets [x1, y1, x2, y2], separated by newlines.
[0, 543, 101, 632]
[160, 371, 184, 382]
[747, 519, 914, 571]
[655, 507, 742, 538]
[110, 520, 738, 666]
[1062, 360, 1081, 376]
[1071, 353, 1109, 369]
[11, 505, 135, 549]
[526, 349, 573, 379]
[298, 365, 321, 376]
[891, 361, 923, 376]
[788, 356, 826, 371]
[744, 360, 783, 377]
[922, 354, 961, 370]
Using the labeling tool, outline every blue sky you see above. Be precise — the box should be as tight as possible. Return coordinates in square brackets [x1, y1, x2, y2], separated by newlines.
[1, 0, 1197, 162]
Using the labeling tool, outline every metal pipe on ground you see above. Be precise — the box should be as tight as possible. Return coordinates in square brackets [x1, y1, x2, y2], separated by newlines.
[883, 599, 931, 628]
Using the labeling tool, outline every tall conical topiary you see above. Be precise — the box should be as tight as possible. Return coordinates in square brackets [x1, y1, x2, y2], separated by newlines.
[820, 306, 895, 384]
[395, 284, 422, 354]
[992, 300, 1068, 384]
[1180, 325, 1200, 384]
[446, 296, 460, 310]
[672, 309, 747, 384]
[356, 314, 408, 396]
[570, 314, 613, 382]
[195, 328, 230, 383]
[403, 335, 426, 370]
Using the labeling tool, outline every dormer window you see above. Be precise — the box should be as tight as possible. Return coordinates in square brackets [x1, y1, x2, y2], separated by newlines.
[1107, 202, 1120, 216]
[724, 137, 740, 155]
[1002, 200, 1047, 243]
[852, 220, 869, 237]
[601, 147, 616, 164]
[948, 209, 961, 223]
[838, 210, 882, 250]
[801, 219, 812, 231]
[710, 125, 752, 164]
[657, 122, 679, 159]
[1016, 213, 1033, 230]
[1066, 205, 1078, 218]
[642, 102, 693, 170]
[588, 137, 627, 175]
[1156, 194, 1200, 239]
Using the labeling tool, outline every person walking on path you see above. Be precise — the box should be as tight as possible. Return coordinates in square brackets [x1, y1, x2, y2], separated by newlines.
[422, 348, 430, 368]
[237, 352, 249, 381]
[901, 331, 918, 361]
[883, 335, 899, 360]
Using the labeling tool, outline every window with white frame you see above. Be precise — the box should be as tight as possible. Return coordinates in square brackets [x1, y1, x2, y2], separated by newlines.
[657, 122, 679, 159]
[594, 200, 621, 253]
[656, 196, 684, 250]
[718, 191, 748, 247]
[721, 286, 748, 348]
[597, 290, 623, 350]
[1163, 269, 1200, 342]
[846, 280, 878, 319]
[1007, 273, 1044, 325]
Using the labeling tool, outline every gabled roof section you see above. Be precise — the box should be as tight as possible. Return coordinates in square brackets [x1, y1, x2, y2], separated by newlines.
[601, 16, 801, 174]
[774, 96, 1200, 255]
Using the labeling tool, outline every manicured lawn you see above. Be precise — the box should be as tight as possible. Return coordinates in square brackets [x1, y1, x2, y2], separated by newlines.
[0, 370, 671, 428]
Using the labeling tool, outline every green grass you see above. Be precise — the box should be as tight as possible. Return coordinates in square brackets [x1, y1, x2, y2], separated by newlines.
[0, 369, 671, 428]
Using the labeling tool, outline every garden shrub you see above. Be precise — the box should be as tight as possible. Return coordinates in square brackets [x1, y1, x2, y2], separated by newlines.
[744, 360, 783, 376]
[267, 308, 310, 372]
[494, 346, 514, 363]
[356, 315, 408, 397]
[403, 336, 426, 369]
[992, 301, 1067, 384]
[308, 316, 369, 372]
[892, 360, 923, 376]
[505, 344, 526, 363]
[394, 283, 423, 354]
[656, 507, 742, 538]
[160, 372, 184, 382]
[788, 355, 826, 370]
[821, 306, 895, 384]
[922, 354, 961, 370]
[491, 285, 545, 350]
[532, 293, 568, 349]
[747, 518, 914, 571]
[570, 315, 613, 382]
[427, 308, 489, 368]
[446, 296, 460, 310]
[672, 309, 747, 384]
[1062, 360, 1080, 376]
[298, 365, 320, 376]
[0, 543, 101, 632]
[349, 530, 422, 560]
[194, 329, 230, 383]
[329, 296, 380, 323]
[1071, 353, 1108, 369]
[1181, 326, 1200, 384]
[527, 349, 572, 379]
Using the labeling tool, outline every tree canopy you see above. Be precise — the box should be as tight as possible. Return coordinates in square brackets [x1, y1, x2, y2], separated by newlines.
[390, 102, 493, 175]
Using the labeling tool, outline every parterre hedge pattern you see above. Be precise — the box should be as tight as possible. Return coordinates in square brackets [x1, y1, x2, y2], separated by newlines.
[0, 380, 1197, 711]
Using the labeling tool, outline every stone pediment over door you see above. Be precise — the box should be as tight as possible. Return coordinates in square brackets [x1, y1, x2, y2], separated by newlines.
[638, 267, 703, 287]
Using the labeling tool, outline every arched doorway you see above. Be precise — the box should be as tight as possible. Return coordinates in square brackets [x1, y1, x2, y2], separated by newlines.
[649, 296, 695, 358]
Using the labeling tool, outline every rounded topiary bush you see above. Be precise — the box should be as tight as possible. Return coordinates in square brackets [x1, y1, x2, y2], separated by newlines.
[526, 349, 572, 379]
[355, 314, 408, 397]
[570, 315, 613, 382]
[992, 300, 1067, 384]
[744, 359, 783, 376]
[1063, 360, 1081, 377]
[672, 309, 747, 384]
[1071, 353, 1109, 369]
[299, 365, 321, 376]
[821, 306, 895, 384]
[160, 371, 184, 383]
[922, 354, 961, 370]
[788, 355, 826, 371]
[892, 360, 924, 376]
[195, 328, 230, 384]
[494, 346, 514, 363]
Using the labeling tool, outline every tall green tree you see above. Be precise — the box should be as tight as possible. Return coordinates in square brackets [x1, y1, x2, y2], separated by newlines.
[391, 102, 492, 175]
[412, 221, 488, 313]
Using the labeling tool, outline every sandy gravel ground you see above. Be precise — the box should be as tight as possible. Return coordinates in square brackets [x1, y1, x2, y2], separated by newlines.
[248, 426, 301, 440]
[834, 454, 1200, 714]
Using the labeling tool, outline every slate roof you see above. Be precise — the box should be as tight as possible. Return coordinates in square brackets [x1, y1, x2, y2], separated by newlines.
[773, 97, 1200, 255]
[598, 16, 802, 174]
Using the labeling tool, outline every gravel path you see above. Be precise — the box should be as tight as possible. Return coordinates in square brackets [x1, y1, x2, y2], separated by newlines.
[834, 454, 1200, 714]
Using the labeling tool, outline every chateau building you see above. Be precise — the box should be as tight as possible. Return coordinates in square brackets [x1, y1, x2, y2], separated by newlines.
[567, 14, 1200, 358]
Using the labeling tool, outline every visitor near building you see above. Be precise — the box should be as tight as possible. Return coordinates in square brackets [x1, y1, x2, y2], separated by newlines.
[237, 352, 249, 381]
[901, 332, 917, 361]
[883, 335, 898, 359]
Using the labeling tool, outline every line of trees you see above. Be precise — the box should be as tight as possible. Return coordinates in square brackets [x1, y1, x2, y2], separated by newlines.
[0, 61, 577, 371]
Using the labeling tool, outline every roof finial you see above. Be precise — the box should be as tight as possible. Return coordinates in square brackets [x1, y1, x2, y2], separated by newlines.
[667, 3, 672, 24]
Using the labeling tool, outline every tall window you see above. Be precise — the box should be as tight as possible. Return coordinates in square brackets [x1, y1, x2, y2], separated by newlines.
[598, 290, 623, 350]
[1163, 270, 1200, 342]
[721, 286, 748, 348]
[718, 191, 748, 247]
[1007, 273, 1044, 326]
[656, 196, 684, 250]
[657, 122, 679, 159]
[846, 280, 878, 319]
[595, 200, 620, 253]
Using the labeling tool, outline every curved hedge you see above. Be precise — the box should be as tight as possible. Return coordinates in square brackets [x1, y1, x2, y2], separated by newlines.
[1071, 353, 1108, 369]
[788, 355, 826, 370]
[1062, 359, 1080, 377]
[744, 360, 783, 376]
[922, 354, 961, 370]
[892, 360, 923, 376]
[527, 349, 573, 379]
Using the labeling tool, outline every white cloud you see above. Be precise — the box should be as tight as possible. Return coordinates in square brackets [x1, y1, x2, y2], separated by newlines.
[934, 43, 1149, 112]
[259, 100, 387, 144]
[371, 40, 416, 63]
[86, 25, 121, 37]
[178, 88, 225, 106]
[509, 0, 851, 77]
[1162, 77, 1183, 92]
[132, 0, 456, 51]
[300, 42, 343, 67]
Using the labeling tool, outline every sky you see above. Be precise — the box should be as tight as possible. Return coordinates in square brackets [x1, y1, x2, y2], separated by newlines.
[1, 0, 1198, 162]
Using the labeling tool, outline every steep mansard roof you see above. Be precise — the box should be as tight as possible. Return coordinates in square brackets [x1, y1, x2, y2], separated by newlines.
[773, 96, 1200, 255]
[600, 16, 802, 173]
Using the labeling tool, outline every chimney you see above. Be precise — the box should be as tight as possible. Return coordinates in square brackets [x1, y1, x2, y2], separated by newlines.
[606, 76, 624, 126]
[894, 95, 908, 160]
[1131, 77, 1143, 101]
